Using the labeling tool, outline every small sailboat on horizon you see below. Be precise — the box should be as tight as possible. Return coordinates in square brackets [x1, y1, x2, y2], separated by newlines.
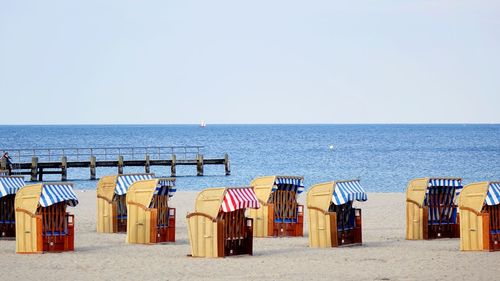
[200, 120, 206, 128]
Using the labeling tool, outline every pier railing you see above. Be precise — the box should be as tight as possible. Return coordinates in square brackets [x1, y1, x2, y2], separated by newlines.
[0, 146, 230, 181]
[1, 146, 203, 162]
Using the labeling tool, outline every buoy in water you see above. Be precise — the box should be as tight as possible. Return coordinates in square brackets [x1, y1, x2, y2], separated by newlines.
[329, 145, 334, 150]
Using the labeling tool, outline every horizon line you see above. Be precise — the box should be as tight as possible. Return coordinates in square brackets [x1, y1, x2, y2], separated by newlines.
[0, 122, 499, 126]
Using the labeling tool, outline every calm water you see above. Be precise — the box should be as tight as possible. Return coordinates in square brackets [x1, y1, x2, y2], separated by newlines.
[0, 124, 499, 192]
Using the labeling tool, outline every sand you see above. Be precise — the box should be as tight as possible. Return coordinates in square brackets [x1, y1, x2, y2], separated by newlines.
[0, 191, 497, 281]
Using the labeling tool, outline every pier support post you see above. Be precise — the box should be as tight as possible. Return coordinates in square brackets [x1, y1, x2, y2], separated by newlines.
[145, 155, 150, 173]
[196, 154, 204, 176]
[0, 158, 6, 173]
[118, 155, 124, 174]
[61, 156, 67, 181]
[224, 153, 231, 176]
[171, 154, 176, 177]
[38, 168, 43, 181]
[31, 157, 38, 181]
[90, 156, 96, 180]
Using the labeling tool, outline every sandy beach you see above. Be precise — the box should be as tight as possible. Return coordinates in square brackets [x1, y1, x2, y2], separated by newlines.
[0, 190, 497, 280]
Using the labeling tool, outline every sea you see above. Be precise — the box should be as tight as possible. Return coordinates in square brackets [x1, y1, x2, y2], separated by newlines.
[0, 124, 499, 192]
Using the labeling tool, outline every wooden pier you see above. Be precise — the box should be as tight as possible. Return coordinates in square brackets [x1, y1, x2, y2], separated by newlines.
[0, 146, 230, 181]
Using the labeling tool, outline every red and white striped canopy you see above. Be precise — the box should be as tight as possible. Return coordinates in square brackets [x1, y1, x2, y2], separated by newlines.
[221, 187, 260, 213]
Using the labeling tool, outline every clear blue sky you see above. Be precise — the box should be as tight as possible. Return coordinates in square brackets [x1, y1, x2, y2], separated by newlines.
[1, 1, 499, 124]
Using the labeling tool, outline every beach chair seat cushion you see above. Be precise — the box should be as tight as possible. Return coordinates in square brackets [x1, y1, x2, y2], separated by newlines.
[274, 218, 298, 223]
[428, 220, 456, 225]
[338, 225, 355, 231]
[44, 231, 67, 236]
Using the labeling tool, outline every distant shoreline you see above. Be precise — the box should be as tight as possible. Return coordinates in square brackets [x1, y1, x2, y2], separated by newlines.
[0, 123, 499, 126]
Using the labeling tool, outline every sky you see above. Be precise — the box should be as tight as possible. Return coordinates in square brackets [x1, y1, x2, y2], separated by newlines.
[0, 0, 499, 124]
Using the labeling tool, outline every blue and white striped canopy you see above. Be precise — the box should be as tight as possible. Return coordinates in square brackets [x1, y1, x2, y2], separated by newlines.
[332, 180, 367, 205]
[0, 176, 25, 198]
[115, 174, 154, 195]
[485, 182, 500, 206]
[155, 179, 176, 197]
[39, 184, 79, 207]
[428, 178, 463, 204]
[428, 178, 462, 187]
[272, 176, 305, 194]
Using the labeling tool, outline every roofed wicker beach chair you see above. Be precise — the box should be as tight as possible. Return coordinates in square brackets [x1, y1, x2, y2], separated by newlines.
[15, 183, 78, 253]
[406, 177, 462, 240]
[248, 175, 304, 237]
[459, 181, 500, 251]
[126, 178, 176, 244]
[187, 187, 260, 257]
[96, 173, 154, 233]
[0, 175, 25, 238]
[307, 180, 367, 248]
